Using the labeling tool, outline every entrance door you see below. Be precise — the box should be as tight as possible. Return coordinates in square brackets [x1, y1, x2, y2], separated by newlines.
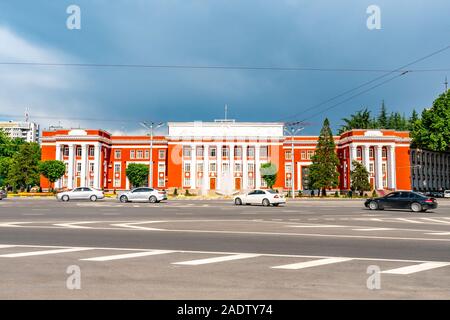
[76, 177, 81, 188]
[210, 178, 216, 190]
[235, 178, 241, 190]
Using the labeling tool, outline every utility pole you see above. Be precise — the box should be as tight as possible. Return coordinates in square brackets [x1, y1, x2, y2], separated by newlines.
[140, 121, 165, 188]
[284, 122, 305, 200]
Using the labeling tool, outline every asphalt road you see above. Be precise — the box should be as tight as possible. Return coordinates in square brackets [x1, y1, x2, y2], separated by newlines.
[1, 197, 450, 299]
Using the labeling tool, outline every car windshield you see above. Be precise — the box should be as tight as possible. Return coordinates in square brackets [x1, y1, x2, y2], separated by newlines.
[266, 190, 278, 194]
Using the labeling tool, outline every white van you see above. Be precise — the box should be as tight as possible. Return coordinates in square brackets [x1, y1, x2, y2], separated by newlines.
[444, 190, 450, 198]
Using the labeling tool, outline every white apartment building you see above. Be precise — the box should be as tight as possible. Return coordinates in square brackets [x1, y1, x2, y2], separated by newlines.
[0, 121, 40, 143]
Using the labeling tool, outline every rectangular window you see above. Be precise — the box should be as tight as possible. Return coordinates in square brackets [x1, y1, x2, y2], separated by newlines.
[89, 147, 95, 157]
[222, 163, 229, 173]
[285, 177, 292, 188]
[209, 163, 216, 172]
[196, 146, 204, 157]
[261, 178, 267, 188]
[114, 164, 120, 173]
[248, 163, 254, 172]
[248, 178, 254, 188]
[158, 163, 165, 173]
[145, 150, 149, 159]
[356, 148, 362, 159]
[285, 164, 292, 174]
[307, 150, 314, 160]
[64, 147, 69, 156]
[90, 163, 95, 172]
[382, 163, 386, 174]
[184, 162, 191, 172]
[183, 146, 191, 157]
[183, 177, 191, 187]
[301, 151, 306, 160]
[196, 163, 203, 173]
[222, 146, 229, 158]
[76, 163, 82, 173]
[382, 148, 387, 158]
[369, 148, 374, 158]
[114, 178, 121, 188]
[158, 178, 165, 187]
[130, 150, 135, 159]
[159, 150, 165, 159]
[89, 180, 94, 187]
[234, 163, 242, 172]
[369, 163, 374, 175]
[235, 147, 242, 158]
[65, 163, 68, 174]
[285, 150, 292, 160]
[137, 150, 143, 159]
[247, 147, 255, 157]
[76, 147, 82, 157]
[210, 147, 216, 157]
[260, 146, 268, 158]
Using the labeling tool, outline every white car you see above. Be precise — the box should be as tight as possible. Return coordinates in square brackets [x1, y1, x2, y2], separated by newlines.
[444, 190, 450, 198]
[234, 189, 286, 206]
[57, 187, 105, 202]
[118, 187, 167, 203]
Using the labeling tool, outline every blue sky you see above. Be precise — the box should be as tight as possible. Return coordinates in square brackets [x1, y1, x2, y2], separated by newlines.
[0, 0, 449, 135]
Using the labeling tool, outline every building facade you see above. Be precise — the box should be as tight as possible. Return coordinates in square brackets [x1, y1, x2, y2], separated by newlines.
[410, 148, 450, 192]
[0, 121, 40, 143]
[40, 122, 413, 193]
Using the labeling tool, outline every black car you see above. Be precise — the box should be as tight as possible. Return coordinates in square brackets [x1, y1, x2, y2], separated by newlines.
[0, 189, 7, 200]
[364, 191, 438, 212]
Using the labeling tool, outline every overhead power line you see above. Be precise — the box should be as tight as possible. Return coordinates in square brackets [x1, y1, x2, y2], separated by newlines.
[277, 44, 450, 122]
[0, 61, 449, 73]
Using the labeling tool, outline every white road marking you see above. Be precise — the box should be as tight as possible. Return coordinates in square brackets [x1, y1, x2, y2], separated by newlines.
[370, 218, 383, 222]
[288, 225, 346, 228]
[81, 250, 174, 261]
[425, 232, 450, 235]
[0, 247, 92, 258]
[271, 257, 353, 270]
[382, 262, 450, 275]
[420, 218, 450, 225]
[53, 221, 99, 229]
[396, 218, 423, 224]
[110, 221, 166, 231]
[0, 222, 32, 228]
[0, 245, 16, 249]
[352, 228, 394, 231]
[173, 253, 261, 266]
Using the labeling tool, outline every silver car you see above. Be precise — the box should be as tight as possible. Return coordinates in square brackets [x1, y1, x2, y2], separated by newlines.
[118, 187, 167, 203]
[0, 190, 7, 200]
[234, 189, 286, 206]
[57, 187, 105, 202]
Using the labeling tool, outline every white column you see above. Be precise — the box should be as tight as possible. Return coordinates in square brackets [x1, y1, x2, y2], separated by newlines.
[388, 145, 396, 189]
[242, 144, 248, 190]
[229, 143, 235, 189]
[217, 143, 223, 191]
[80, 144, 88, 187]
[55, 143, 62, 189]
[203, 144, 209, 191]
[349, 145, 357, 170]
[255, 144, 261, 188]
[191, 145, 197, 189]
[93, 144, 101, 189]
[67, 144, 75, 189]
[363, 145, 370, 171]
[375, 145, 383, 190]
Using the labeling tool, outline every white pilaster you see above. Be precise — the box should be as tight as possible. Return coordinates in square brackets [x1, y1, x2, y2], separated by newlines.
[363, 145, 370, 172]
[350, 145, 357, 170]
[203, 144, 209, 191]
[255, 144, 261, 188]
[388, 145, 396, 189]
[242, 144, 248, 190]
[55, 143, 62, 189]
[80, 144, 88, 187]
[67, 144, 75, 189]
[93, 144, 101, 189]
[375, 145, 383, 190]
[217, 143, 223, 191]
[191, 145, 197, 189]
[229, 143, 235, 189]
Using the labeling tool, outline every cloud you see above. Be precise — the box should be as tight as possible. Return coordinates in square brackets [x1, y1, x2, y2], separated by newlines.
[0, 26, 92, 129]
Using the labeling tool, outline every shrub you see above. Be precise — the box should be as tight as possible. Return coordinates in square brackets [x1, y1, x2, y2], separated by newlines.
[334, 191, 339, 197]
[371, 190, 377, 198]
[173, 188, 178, 196]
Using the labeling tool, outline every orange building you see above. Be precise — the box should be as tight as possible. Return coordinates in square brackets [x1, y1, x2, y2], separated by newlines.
[40, 122, 412, 193]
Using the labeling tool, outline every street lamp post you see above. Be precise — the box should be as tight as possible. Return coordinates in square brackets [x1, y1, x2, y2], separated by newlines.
[284, 123, 305, 200]
[140, 122, 164, 188]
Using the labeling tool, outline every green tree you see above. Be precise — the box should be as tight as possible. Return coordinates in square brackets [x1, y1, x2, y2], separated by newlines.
[308, 118, 340, 196]
[6, 142, 41, 191]
[260, 162, 277, 189]
[408, 109, 419, 131]
[126, 163, 149, 188]
[39, 160, 66, 191]
[411, 90, 450, 151]
[350, 160, 371, 196]
[378, 100, 388, 129]
[339, 108, 375, 133]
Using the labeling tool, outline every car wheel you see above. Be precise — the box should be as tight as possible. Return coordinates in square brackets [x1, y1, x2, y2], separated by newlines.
[262, 198, 270, 207]
[90, 195, 97, 202]
[62, 195, 69, 202]
[368, 201, 378, 210]
[411, 202, 422, 212]
[234, 198, 242, 205]
[119, 195, 128, 203]
[149, 195, 157, 203]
